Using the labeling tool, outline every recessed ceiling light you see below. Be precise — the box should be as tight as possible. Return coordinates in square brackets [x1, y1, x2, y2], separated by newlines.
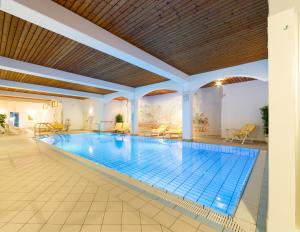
[215, 80, 222, 86]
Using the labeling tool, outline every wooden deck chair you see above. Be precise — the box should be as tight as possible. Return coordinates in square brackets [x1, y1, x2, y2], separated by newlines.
[113, 123, 123, 133]
[51, 123, 64, 131]
[151, 125, 168, 136]
[164, 127, 182, 138]
[231, 124, 256, 144]
[118, 123, 130, 133]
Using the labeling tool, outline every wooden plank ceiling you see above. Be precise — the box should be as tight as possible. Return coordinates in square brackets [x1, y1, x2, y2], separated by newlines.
[0, 69, 113, 94]
[0, 1, 268, 97]
[53, 0, 268, 75]
[0, 11, 166, 88]
[0, 86, 86, 99]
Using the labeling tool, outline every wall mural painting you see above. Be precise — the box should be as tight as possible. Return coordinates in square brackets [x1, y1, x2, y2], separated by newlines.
[139, 101, 181, 127]
[193, 113, 209, 137]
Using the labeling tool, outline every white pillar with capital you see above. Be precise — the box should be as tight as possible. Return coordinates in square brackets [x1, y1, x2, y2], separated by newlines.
[268, 1, 300, 231]
[130, 98, 139, 135]
[182, 91, 194, 141]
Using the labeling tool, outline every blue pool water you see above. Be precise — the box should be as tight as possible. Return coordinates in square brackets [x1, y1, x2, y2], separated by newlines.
[40, 133, 259, 215]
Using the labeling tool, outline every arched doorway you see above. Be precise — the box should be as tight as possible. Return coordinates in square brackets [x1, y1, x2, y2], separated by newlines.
[193, 76, 267, 142]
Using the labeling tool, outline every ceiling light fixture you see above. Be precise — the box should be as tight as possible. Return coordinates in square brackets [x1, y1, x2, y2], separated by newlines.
[215, 80, 223, 86]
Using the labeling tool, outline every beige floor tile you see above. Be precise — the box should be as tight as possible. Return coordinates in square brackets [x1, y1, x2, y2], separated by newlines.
[140, 204, 160, 217]
[39, 224, 62, 232]
[10, 211, 36, 223]
[36, 194, 53, 202]
[84, 211, 104, 225]
[73, 202, 92, 212]
[94, 193, 109, 202]
[161, 226, 173, 232]
[122, 212, 140, 225]
[162, 208, 181, 218]
[60, 225, 81, 232]
[102, 212, 121, 225]
[106, 202, 122, 212]
[179, 215, 201, 228]
[18, 223, 43, 232]
[90, 202, 107, 211]
[197, 224, 217, 232]
[56, 202, 76, 211]
[50, 194, 67, 201]
[128, 198, 146, 209]
[100, 225, 121, 232]
[153, 211, 177, 228]
[64, 194, 81, 202]
[65, 212, 87, 225]
[84, 186, 98, 194]
[24, 201, 46, 211]
[7, 201, 31, 211]
[170, 219, 197, 232]
[118, 192, 134, 202]
[81, 225, 101, 232]
[141, 225, 162, 232]
[140, 214, 159, 225]
[80, 193, 95, 202]
[0, 201, 14, 211]
[0, 223, 24, 232]
[122, 203, 136, 212]
[42, 202, 60, 211]
[122, 225, 141, 232]
[47, 211, 70, 224]
[28, 211, 53, 224]
[0, 212, 19, 223]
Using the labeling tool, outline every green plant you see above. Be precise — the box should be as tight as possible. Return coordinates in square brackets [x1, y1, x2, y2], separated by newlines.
[0, 114, 7, 127]
[260, 105, 268, 135]
[115, 114, 123, 123]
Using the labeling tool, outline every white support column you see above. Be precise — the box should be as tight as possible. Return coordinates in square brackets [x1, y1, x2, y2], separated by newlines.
[268, 1, 300, 231]
[182, 91, 194, 141]
[130, 98, 139, 135]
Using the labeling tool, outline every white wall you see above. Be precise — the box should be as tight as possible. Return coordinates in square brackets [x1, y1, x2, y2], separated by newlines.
[102, 99, 130, 130]
[0, 97, 103, 131]
[82, 98, 103, 130]
[221, 80, 268, 140]
[0, 98, 57, 128]
[194, 87, 223, 135]
[61, 98, 85, 130]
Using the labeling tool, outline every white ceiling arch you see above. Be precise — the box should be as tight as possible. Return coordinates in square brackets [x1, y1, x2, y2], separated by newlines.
[187, 59, 268, 92]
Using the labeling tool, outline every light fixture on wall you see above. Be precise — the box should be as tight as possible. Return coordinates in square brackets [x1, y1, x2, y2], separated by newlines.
[215, 80, 223, 86]
[51, 101, 58, 108]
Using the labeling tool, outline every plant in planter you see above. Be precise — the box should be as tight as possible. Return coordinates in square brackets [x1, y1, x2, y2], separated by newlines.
[115, 114, 124, 123]
[0, 114, 7, 128]
[260, 106, 268, 142]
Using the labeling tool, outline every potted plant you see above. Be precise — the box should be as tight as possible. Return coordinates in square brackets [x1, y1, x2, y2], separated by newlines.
[0, 114, 7, 128]
[115, 114, 123, 123]
[260, 106, 268, 143]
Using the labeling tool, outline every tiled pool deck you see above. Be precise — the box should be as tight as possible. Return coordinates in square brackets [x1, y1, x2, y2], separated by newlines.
[0, 134, 267, 232]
